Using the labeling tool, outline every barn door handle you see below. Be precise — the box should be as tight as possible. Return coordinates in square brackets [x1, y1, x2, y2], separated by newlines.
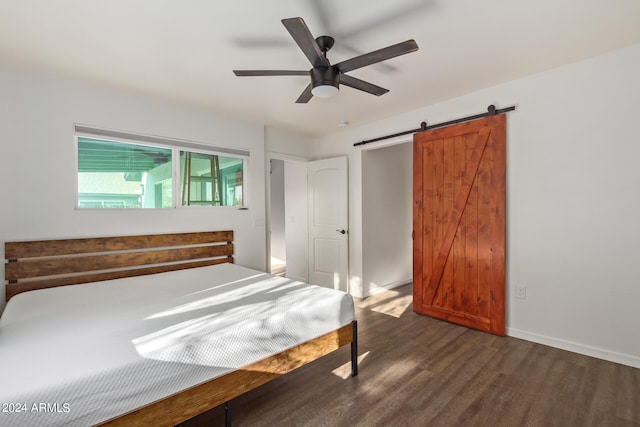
[336, 229, 347, 235]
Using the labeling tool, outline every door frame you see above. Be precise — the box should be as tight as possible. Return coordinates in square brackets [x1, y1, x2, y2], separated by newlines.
[265, 151, 309, 278]
[360, 138, 414, 297]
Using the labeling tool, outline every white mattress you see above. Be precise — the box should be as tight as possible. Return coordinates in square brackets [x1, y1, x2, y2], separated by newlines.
[0, 263, 354, 426]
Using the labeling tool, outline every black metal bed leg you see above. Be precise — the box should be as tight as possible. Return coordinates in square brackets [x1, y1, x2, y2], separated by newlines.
[225, 401, 231, 427]
[351, 320, 358, 377]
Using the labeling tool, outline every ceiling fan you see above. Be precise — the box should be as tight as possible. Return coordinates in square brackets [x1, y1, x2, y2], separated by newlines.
[233, 17, 419, 103]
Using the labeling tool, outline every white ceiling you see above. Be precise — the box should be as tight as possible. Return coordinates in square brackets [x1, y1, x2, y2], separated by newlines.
[1, 0, 640, 137]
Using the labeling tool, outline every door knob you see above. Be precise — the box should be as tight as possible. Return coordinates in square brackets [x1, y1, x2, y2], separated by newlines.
[336, 229, 347, 235]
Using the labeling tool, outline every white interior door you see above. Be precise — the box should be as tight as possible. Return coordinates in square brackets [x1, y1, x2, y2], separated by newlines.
[308, 156, 348, 291]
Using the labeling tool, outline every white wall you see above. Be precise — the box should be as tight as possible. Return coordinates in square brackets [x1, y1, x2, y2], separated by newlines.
[0, 65, 267, 315]
[362, 142, 413, 295]
[313, 43, 640, 368]
[264, 127, 314, 159]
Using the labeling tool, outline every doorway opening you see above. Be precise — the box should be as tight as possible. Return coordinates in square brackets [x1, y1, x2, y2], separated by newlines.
[268, 156, 309, 282]
[269, 158, 286, 275]
[361, 141, 413, 297]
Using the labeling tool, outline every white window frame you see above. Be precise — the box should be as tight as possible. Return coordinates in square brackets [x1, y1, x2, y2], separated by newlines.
[74, 125, 250, 209]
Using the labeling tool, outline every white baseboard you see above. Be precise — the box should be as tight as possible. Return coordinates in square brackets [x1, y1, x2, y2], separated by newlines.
[507, 327, 640, 369]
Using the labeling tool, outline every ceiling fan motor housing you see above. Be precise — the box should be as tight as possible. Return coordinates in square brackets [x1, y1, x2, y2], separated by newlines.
[311, 66, 340, 91]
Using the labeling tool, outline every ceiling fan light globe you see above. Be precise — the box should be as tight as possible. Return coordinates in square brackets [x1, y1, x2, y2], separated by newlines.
[311, 84, 339, 98]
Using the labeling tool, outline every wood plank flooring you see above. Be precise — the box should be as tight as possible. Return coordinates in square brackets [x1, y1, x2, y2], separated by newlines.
[180, 284, 640, 427]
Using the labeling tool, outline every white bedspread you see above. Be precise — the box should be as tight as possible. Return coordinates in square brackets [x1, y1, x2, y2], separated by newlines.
[0, 263, 354, 426]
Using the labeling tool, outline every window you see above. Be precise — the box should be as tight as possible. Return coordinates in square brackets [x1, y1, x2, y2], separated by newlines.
[77, 138, 172, 208]
[180, 151, 243, 206]
[75, 126, 248, 209]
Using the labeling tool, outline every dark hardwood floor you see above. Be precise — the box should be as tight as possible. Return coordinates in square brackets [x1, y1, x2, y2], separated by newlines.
[181, 284, 639, 426]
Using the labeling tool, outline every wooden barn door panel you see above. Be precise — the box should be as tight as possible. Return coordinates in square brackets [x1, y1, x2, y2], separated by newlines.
[413, 115, 505, 336]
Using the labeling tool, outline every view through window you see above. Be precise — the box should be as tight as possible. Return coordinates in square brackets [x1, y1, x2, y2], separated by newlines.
[76, 132, 247, 209]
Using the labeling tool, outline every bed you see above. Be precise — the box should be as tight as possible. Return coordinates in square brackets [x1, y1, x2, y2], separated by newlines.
[1, 231, 357, 426]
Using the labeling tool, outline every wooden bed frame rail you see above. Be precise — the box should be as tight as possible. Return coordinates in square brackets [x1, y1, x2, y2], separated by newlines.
[98, 321, 357, 427]
[4, 230, 234, 301]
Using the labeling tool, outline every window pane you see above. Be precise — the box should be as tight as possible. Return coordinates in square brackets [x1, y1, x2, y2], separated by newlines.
[77, 137, 172, 208]
[180, 151, 243, 206]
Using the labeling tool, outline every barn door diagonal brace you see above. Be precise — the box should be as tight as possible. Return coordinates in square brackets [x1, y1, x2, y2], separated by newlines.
[353, 104, 515, 147]
[421, 128, 491, 305]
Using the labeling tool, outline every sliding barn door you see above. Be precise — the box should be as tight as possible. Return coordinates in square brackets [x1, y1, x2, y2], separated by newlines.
[413, 115, 505, 336]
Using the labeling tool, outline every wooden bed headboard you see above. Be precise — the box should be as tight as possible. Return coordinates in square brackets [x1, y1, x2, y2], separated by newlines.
[4, 230, 233, 301]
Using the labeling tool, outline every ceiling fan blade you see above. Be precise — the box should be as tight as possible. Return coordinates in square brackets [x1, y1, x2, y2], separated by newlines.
[295, 84, 314, 103]
[334, 42, 397, 73]
[233, 70, 309, 76]
[340, 74, 389, 96]
[282, 17, 329, 68]
[335, 39, 419, 73]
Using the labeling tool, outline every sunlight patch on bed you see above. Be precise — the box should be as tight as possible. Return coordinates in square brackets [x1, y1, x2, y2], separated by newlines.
[145, 274, 285, 319]
[186, 273, 267, 296]
[133, 303, 278, 366]
[134, 316, 216, 364]
[332, 351, 370, 379]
